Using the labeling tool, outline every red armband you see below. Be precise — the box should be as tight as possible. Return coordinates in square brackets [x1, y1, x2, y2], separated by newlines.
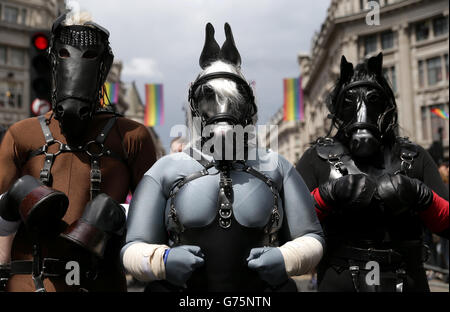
[419, 191, 449, 234]
[312, 187, 333, 221]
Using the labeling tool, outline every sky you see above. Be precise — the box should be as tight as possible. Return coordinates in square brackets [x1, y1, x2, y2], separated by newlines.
[73, 0, 331, 152]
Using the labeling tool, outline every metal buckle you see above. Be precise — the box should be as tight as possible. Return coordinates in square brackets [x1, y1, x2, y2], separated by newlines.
[40, 169, 51, 182]
[90, 169, 102, 183]
[42, 258, 63, 278]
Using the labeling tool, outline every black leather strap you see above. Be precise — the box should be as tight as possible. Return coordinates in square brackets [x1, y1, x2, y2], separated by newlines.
[9, 259, 66, 277]
[38, 115, 54, 145]
[89, 117, 117, 200]
[236, 162, 281, 243]
[37, 115, 56, 185]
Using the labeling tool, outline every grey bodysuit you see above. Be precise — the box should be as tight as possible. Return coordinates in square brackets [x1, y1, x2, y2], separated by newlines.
[122, 147, 324, 291]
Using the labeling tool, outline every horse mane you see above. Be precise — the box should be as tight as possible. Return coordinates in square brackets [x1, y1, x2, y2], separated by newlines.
[194, 60, 258, 125]
[63, 11, 93, 26]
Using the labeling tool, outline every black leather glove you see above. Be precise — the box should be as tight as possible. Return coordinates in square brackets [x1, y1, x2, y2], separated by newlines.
[318, 174, 377, 211]
[376, 173, 433, 216]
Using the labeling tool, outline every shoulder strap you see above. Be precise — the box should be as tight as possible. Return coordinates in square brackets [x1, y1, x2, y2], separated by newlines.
[166, 148, 215, 242]
[89, 117, 118, 200]
[37, 115, 56, 185]
[315, 137, 348, 160]
[235, 162, 281, 245]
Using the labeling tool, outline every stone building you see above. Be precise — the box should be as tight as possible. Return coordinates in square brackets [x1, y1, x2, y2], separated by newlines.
[268, 0, 449, 165]
[0, 0, 65, 128]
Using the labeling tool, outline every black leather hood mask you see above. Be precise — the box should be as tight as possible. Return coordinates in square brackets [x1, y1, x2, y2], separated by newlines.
[326, 53, 398, 157]
[48, 14, 114, 143]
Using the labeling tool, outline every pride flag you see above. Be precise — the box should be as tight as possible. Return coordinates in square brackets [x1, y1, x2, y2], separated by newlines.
[431, 107, 449, 120]
[101, 82, 120, 107]
[283, 77, 304, 121]
[144, 84, 164, 126]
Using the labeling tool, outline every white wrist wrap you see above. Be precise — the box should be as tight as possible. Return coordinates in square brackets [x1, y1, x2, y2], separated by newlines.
[122, 242, 169, 282]
[279, 236, 323, 276]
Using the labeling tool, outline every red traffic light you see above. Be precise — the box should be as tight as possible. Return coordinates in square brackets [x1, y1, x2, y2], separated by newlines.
[33, 34, 49, 51]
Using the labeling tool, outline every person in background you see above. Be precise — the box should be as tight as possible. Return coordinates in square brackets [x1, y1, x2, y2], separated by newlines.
[170, 136, 188, 154]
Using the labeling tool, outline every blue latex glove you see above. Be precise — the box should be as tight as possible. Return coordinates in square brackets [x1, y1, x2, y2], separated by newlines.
[164, 245, 205, 287]
[247, 247, 288, 286]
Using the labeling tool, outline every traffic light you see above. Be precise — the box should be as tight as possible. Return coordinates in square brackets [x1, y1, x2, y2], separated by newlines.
[29, 31, 52, 116]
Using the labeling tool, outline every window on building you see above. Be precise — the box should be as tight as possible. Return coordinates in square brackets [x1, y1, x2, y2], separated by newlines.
[0, 46, 6, 65]
[445, 54, 449, 81]
[430, 104, 448, 141]
[0, 82, 6, 108]
[383, 66, 397, 93]
[418, 60, 425, 88]
[7, 91, 15, 108]
[433, 15, 449, 37]
[20, 8, 27, 25]
[426, 56, 443, 86]
[381, 31, 394, 50]
[17, 93, 22, 108]
[364, 35, 377, 55]
[421, 106, 429, 141]
[10, 48, 25, 67]
[415, 21, 429, 41]
[3, 6, 19, 24]
[0, 82, 23, 109]
[360, 0, 365, 10]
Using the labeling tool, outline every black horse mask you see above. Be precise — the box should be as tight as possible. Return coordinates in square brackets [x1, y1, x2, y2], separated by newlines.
[328, 53, 397, 157]
[49, 14, 114, 143]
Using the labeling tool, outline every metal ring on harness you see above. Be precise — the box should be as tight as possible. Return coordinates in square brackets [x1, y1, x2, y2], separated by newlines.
[400, 152, 414, 171]
[85, 141, 105, 158]
[42, 140, 64, 157]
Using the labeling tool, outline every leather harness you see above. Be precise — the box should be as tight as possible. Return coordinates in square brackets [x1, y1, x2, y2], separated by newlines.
[30, 114, 127, 200]
[167, 148, 281, 247]
[0, 114, 127, 292]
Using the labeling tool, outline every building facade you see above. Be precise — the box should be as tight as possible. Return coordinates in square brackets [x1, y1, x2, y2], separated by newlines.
[0, 0, 65, 128]
[268, 0, 449, 165]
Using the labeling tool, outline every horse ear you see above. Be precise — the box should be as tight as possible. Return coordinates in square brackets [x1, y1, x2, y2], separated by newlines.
[219, 23, 242, 67]
[368, 52, 383, 77]
[199, 23, 220, 69]
[340, 55, 354, 82]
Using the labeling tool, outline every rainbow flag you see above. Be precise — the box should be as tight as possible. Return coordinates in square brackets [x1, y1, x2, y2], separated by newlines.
[283, 77, 304, 121]
[101, 82, 120, 107]
[144, 84, 164, 126]
[431, 107, 449, 120]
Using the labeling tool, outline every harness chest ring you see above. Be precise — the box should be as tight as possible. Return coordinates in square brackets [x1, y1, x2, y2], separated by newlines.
[85, 141, 105, 158]
[42, 140, 64, 157]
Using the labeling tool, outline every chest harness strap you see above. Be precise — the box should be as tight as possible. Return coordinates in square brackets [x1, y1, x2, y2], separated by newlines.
[32, 115, 125, 200]
[167, 149, 281, 246]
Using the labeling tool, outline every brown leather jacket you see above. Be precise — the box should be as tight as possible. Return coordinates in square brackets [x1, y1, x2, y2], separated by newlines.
[0, 111, 157, 292]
